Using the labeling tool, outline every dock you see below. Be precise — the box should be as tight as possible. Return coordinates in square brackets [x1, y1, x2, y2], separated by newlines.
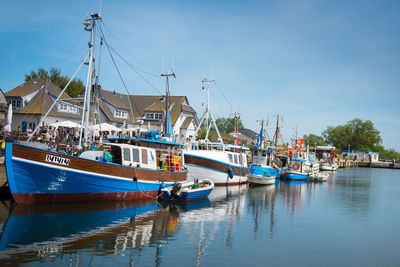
[338, 159, 400, 169]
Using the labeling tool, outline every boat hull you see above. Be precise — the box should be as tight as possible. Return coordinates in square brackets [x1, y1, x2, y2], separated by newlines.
[161, 179, 214, 202]
[320, 165, 338, 171]
[185, 164, 248, 186]
[184, 154, 249, 186]
[285, 172, 310, 181]
[161, 187, 213, 202]
[247, 173, 275, 185]
[5, 143, 187, 204]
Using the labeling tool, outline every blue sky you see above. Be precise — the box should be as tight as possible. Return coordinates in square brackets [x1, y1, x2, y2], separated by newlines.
[1, 0, 399, 151]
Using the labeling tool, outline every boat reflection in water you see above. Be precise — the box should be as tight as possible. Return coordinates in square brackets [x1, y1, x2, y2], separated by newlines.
[0, 199, 160, 263]
[279, 179, 310, 215]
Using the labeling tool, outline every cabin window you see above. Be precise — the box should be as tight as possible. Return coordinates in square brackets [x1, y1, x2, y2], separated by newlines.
[262, 151, 267, 157]
[254, 150, 258, 156]
[141, 149, 148, 164]
[239, 154, 243, 164]
[111, 146, 122, 165]
[123, 148, 131, 161]
[234, 154, 238, 164]
[132, 148, 140, 162]
[228, 154, 233, 163]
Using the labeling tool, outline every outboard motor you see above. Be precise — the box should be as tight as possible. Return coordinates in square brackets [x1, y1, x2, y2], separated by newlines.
[171, 183, 182, 198]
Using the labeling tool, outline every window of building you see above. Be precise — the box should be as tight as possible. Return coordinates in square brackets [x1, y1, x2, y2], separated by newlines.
[58, 102, 79, 114]
[115, 110, 128, 118]
[10, 99, 21, 108]
[60, 103, 68, 112]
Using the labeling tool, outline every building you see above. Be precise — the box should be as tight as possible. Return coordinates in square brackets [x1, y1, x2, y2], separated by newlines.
[5, 78, 82, 131]
[341, 150, 379, 162]
[0, 89, 8, 127]
[5, 79, 198, 142]
[229, 128, 259, 145]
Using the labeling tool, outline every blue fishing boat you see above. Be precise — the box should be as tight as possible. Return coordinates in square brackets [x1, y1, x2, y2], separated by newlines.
[247, 123, 285, 185]
[248, 146, 278, 185]
[285, 151, 319, 181]
[4, 14, 187, 204]
[161, 179, 214, 202]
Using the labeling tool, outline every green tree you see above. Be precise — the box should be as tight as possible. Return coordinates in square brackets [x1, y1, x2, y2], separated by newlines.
[303, 134, 326, 147]
[215, 117, 244, 133]
[322, 118, 382, 151]
[25, 67, 85, 98]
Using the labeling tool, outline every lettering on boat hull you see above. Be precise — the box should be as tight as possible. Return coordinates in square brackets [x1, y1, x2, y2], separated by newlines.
[45, 154, 70, 166]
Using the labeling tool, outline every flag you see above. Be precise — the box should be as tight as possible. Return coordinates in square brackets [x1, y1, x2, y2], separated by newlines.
[167, 110, 175, 142]
[256, 128, 262, 147]
[276, 128, 280, 140]
[235, 126, 239, 146]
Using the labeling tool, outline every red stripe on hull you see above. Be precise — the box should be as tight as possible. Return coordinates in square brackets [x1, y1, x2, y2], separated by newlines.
[12, 191, 159, 204]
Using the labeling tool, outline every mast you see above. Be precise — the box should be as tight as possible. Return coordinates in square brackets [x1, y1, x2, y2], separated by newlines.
[161, 71, 175, 138]
[79, 13, 101, 148]
[274, 114, 280, 147]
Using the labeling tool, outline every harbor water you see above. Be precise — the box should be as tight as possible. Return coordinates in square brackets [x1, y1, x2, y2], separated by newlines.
[0, 168, 399, 266]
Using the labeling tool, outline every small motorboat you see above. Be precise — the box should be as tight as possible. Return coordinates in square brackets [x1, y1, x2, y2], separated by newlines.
[310, 172, 330, 182]
[161, 179, 214, 202]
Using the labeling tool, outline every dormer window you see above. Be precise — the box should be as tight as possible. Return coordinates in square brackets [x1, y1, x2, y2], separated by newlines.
[145, 112, 163, 120]
[115, 109, 128, 118]
[8, 99, 21, 109]
[58, 102, 79, 114]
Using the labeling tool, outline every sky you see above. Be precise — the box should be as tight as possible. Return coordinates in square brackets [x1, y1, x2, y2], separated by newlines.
[0, 0, 399, 151]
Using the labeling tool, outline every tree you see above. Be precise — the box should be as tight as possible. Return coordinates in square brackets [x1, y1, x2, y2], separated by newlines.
[25, 67, 85, 98]
[322, 118, 382, 151]
[303, 134, 326, 147]
[215, 117, 244, 133]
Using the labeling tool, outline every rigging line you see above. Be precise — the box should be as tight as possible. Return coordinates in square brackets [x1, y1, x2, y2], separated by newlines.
[100, 21, 159, 77]
[98, 25, 141, 118]
[213, 81, 234, 115]
[95, 27, 159, 79]
[109, 45, 163, 95]
[58, 30, 85, 70]
[98, 24, 163, 96]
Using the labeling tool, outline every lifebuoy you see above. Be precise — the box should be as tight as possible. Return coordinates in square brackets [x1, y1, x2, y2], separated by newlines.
[292, 163, 300, 171]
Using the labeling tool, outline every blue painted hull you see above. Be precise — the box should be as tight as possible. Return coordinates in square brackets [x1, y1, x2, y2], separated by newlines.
[285, 172, 310, 181]
[162, 184, 214, 202]
[5, 142, 186, 204]
[249, 165, 278, 177]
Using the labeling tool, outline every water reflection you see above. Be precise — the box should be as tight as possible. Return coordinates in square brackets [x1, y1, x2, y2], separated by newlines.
[0, 200, 160, 263]
[247, 185, 277, 238]
[332, 168, 373, 217]
[279, 180, 310, 215]
[0, 168, 389, 266]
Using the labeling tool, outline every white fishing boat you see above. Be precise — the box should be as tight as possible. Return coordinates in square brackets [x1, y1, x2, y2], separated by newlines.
[184, 79, 249, 186]
[320, 161, 338, 171]
[310, 171, 330, 182]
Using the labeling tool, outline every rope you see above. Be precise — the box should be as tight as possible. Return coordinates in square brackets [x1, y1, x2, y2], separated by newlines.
[97, 24, 141, 119]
